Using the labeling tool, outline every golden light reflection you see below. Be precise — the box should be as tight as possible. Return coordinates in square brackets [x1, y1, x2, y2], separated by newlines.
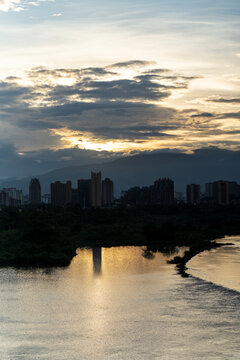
[63, 246, 185, 344]
[68, 246, 179, 278]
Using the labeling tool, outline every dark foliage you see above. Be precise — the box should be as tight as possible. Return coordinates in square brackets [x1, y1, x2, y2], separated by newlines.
[0, 203, 240, 267]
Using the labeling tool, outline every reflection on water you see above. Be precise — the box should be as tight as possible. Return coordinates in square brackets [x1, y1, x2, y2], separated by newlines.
[71, 246, 182, 279]
[92, 247, 102, 275]
[187, 236, 240, 292]
[0, 243, 240, 360]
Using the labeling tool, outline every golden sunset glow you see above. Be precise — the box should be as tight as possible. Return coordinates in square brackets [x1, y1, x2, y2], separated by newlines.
[49, 128, 176, 153]
[0, 0, 239, 177]
[1, 2, 240, 360]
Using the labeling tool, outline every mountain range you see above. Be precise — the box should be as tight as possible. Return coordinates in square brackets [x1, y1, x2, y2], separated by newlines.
[0, 148, 240, 196]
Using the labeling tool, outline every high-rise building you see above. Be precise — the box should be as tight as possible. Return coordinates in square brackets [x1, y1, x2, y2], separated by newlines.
[16, 189, 24, 205]
[91, 172, 101, 207]
[51, 181, 72, 206]
[205, 182, 213, 198]
[186, 184, 200, 204]
[0, 190, 10, 207]
[228, 181, 240, 201]
[152, 178, 174, 204]
[206, 180, 240, 203]
[29, 178, 41, 205]
[212, 181, 229, 204]
[66, 181, 72, 204]
[71, 189, 79, 205]
[3, 188, 23, 206]
[78, 179, 91, 208]
[121, 187, 141, 205]
[102, 178, 114, 206]
[121, 178, 174, 205]
[51, 181, 65, 206]
[3, 188, 17, 201]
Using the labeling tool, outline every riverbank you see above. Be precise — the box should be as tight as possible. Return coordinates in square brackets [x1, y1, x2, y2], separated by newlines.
[168, 240, 233, 277]
[0, 204, 240, 267]
[186, 236, 240, 292]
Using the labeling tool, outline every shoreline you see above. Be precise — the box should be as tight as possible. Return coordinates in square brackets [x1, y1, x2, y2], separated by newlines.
[1, 205, 240, 269]
[0, 239, 234, 271]
[168, 241, 234, 277]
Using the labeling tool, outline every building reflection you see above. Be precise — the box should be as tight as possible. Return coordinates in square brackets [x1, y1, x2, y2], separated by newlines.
[92, 247, 102, 275]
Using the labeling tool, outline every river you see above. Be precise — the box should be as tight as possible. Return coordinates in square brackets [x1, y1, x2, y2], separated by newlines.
[0, 241, 240, 359]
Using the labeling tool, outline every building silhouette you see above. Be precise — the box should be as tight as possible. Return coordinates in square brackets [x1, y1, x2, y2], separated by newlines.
[78, 179, 91, 208]
[102, 178, 114, 206]
[51, 180, 72, 206]
[213, 181, 229, 204]
[153, 178, 174, 204]
[186, 184, 200, 204]
[71, 188, 79, 205]
[91, 172, 101, 207]
[205, 181, 229, 204]
[227, 181, 240, 201]
[66, 181, 72, 204]
[121, 177, 174, 205]
[29, 178, 41, 205]
[3, 188, 23, 206]
[205, 182, 213, 198]
[206, 180, 240, 203]
[121, 186, 142, 205]
[0, 190, 10, 207]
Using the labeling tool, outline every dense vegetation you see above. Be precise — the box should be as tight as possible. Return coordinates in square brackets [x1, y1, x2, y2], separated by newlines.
[0, 203, 240, 268]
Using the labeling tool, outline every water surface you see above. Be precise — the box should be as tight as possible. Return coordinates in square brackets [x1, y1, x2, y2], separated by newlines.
[188, 236, 240, 292]
[0, 245, 240, 359]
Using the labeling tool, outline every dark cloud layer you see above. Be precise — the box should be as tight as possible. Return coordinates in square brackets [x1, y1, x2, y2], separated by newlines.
[207, 97, 240, 104]
[0, 60, 240, 179]
[108, 60, 156, 69]
[0, 61, 194, 143]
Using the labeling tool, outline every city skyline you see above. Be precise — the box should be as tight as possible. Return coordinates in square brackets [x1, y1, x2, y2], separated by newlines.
[1, 2, 240, 359]
[1, 171, 240, 207]
[0, 0, 240, 179]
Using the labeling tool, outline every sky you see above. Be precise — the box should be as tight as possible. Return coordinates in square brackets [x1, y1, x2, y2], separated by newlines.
[0, 0, 240, 178]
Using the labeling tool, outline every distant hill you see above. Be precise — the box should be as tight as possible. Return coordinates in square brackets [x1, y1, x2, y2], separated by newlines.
[0, 148, 240, 196]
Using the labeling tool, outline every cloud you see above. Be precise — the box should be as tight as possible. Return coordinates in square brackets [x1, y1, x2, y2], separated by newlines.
[1, 60, 240, 165]
[0, 142, 17, 159]
[207, 97, 240, 104]
[108, 60, 156, 69]
[191, 112, 215, 118]
[219, 112, 240, 119]
[0, 61, 186, 137]
[0, 0, 23, 12]
[81, 125, 177, 141]
[0, 0, 54, 12]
